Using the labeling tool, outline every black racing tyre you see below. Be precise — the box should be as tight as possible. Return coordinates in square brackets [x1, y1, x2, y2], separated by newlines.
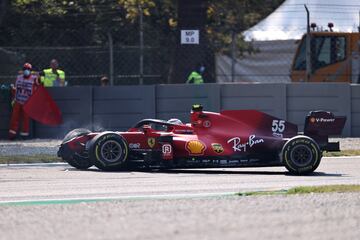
[89, 132, 128, 171]
[61, 128, 93, 170]
[281, 136, 322, 175]
[62, 128, 91, 144]
[66, 153, 93, 170]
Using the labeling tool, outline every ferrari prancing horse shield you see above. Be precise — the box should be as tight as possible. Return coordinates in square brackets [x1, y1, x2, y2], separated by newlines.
[147, 138, 156, 148]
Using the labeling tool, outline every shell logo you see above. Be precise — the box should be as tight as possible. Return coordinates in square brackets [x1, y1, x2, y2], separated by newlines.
[185, 140, 206, 155]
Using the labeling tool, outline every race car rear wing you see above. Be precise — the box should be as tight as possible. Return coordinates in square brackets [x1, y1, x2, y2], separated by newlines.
[304, 111, 346, 151]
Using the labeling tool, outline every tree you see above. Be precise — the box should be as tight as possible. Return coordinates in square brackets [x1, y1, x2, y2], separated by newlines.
[207, 0, 285, 57]
[170, 0, 214, 83]
[0, 0, 8, 26]
[0, 0, 284, 84]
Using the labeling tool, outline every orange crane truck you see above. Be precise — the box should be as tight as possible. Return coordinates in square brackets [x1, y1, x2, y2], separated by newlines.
[291, 31, 360, 83]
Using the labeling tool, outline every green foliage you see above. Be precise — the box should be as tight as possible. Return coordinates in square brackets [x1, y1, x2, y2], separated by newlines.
[1, 0, 130, 46]
[0, 0, 285, 84]
[207, 0, 285, 56]
[1, 0, 284, 48]
[118, 0, 156, 20]
[12, 0, 67, 15]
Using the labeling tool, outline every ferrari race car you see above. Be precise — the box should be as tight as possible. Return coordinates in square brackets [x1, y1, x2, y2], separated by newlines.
[58, 105, 346, 175]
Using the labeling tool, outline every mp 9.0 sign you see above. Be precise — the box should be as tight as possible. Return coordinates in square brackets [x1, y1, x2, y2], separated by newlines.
[181, 30, 199, 44]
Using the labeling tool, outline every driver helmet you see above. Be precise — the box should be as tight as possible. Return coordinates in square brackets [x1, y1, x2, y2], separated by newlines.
[167, 118, 183, 125]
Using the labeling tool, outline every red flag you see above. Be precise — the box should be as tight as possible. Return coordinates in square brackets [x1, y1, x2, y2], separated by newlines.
[23, 85, 63, 126]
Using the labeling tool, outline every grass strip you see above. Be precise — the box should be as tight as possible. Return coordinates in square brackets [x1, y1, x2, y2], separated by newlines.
[238, 190, 288, 196]
[287, 184, 360, 194]
[323, 149, 360, 157]
[0, 154, 63, 164]
[237, 184, 360, 197]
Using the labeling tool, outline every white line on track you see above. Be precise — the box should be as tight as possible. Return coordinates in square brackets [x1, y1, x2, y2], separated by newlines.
[1, 156, 359, 168]
[0, 162, 68, 167]
[0, 192, 241, 205]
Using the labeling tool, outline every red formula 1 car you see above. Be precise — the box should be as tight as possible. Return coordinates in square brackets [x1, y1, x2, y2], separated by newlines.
[58, 105, 346, 174]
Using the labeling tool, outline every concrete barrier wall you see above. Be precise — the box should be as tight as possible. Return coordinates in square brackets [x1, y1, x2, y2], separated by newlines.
[35, 87, 93, 138]
[287, 84, 351, 136]
[221, 84, 287, 119]
[351, 85, 360, 136]
[93, 86, 155, 131]
[0, 90, 11, 138]
[1, 83, 358, 139]
[156, 84, 220, 123]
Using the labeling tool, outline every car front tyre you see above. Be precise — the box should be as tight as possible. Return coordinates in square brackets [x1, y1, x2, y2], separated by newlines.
[66, 153, 93, 170]
[282, 136, 322, 175]
[62, 128, 91, 143]
[61, 128, 93, 170]
[89, 132, 128, 171]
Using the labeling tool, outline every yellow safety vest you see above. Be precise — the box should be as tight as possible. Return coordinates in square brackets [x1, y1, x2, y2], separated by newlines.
[41, 68, 65, 87]
[186, 71, 204, 84]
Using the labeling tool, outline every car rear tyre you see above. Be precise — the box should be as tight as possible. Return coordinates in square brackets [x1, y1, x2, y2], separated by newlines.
[61, 128, 93, 170]
[281, 136, 322, 175]
[89, 132, 128, 171]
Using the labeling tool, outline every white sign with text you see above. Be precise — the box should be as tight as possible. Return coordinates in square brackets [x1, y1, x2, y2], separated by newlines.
[181, 30, 199, 44]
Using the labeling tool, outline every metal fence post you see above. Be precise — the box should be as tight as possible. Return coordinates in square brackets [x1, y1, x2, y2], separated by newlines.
[304, 5, 311, 82]
[139, 4, 144, 85]
[231, 31, 236, 82]
[107, 32, 114, 86]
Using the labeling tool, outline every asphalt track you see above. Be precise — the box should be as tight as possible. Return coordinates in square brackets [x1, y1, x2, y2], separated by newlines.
[1, 157, 360, 240]
[0, 156, 359, 204]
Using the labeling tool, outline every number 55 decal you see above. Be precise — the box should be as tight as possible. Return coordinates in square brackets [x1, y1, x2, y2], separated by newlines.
[272, 120, 285, 133]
